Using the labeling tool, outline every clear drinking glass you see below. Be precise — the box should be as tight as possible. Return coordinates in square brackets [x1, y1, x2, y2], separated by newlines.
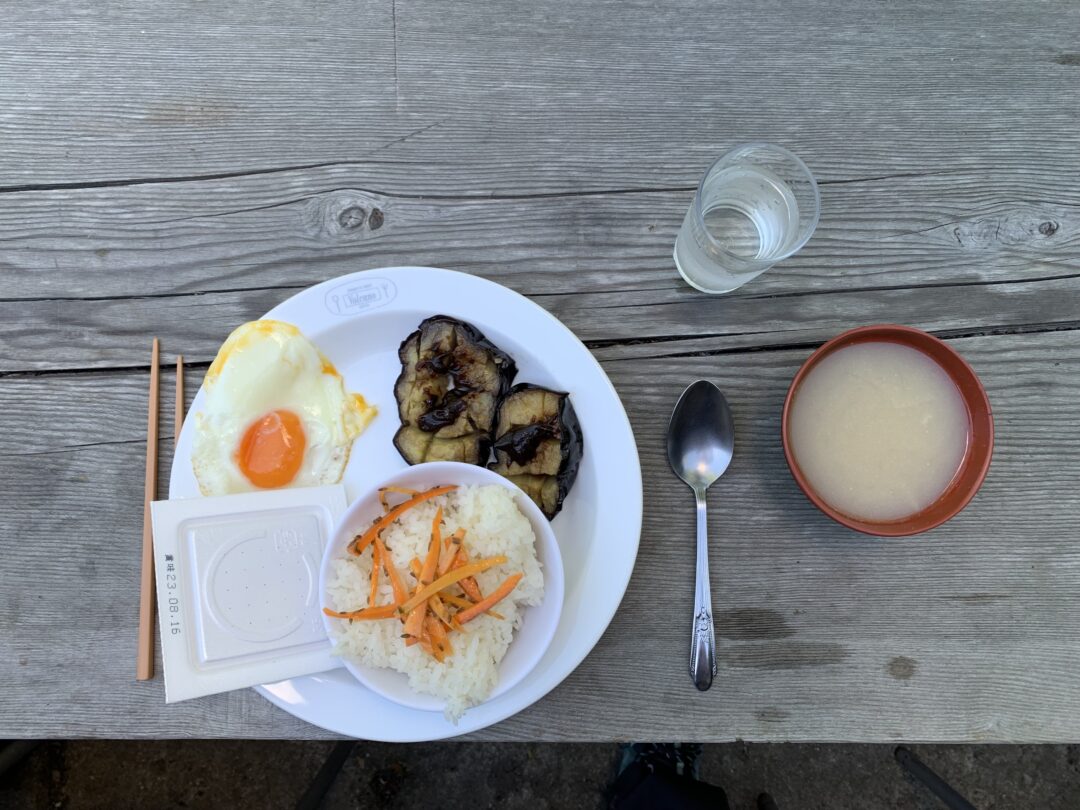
[674, 143, 819, 294]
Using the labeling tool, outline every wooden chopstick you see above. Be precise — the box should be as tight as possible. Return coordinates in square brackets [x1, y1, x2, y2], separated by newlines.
[136, 338, 160, 681]
[175, 355, 185, 442]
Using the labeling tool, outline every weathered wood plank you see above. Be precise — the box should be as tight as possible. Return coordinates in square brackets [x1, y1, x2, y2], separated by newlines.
[5, 274, 1080, 373]
[1, 172, 1077, 371]
[3, 332, 1078, 740]
[2, 1, 1078, 193]
[3, 172, 1075, 302]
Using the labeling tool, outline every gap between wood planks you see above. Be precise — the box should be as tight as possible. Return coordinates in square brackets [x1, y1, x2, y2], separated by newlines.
[0, 437, 147, 458]
[0, 283, 312, 305]
[0, 164, 966, 198]
[4, 268, 1078, 307]
[2, 319, 1078, 379]
[616, 319, 1080, 362]
[0, 168, 696, 198]
[0, 361, 211, 380]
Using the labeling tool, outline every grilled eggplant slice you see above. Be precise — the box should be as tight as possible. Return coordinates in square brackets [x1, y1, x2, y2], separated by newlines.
[488, 384, 583, 518]
[393, 315, 517, 465]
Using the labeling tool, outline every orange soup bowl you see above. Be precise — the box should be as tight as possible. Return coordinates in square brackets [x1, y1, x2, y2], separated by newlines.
[781, 325, 994, 537]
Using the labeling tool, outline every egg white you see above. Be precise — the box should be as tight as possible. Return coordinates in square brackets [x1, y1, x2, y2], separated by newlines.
[192, 320, 376, 495]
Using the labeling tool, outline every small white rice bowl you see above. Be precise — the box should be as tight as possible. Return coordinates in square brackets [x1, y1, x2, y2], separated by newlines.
[325, 483, 545, 722]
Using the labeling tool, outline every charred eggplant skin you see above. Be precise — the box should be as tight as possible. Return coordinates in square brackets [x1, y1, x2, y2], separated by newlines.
[489, 383, 583, 519]
[551, 390, 583, 516]
[392, 315, 517, 465]
[493, 421, 559, 465]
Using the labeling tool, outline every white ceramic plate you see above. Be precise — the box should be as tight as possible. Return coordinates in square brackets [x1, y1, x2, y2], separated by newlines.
[322, 462, 564, 713]
[169, 267, 642, 740]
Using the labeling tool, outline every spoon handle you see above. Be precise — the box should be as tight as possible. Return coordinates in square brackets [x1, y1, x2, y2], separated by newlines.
[690, 489, 716, 691]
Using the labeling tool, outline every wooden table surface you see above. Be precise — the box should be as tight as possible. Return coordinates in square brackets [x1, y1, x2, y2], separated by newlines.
[3, 0, 1079, 742]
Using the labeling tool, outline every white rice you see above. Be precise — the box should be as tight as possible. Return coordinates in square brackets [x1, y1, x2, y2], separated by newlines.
[325, 484, 544, 721]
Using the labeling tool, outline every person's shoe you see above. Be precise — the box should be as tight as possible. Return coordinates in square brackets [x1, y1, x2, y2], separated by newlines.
[609, 743, 727, 810]
[615, 742, 703, 781]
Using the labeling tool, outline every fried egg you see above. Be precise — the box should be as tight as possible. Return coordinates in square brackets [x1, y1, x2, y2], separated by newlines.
[192, 320, 376, 495]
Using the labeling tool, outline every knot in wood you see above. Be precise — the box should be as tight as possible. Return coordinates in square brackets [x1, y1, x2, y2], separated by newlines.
[337, 206, 367, 231]
[953, 210, 1064, 250]
[302, 191, 387, 240]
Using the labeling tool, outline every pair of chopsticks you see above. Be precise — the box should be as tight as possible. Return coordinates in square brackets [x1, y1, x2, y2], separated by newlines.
[136, 339, 185, 681]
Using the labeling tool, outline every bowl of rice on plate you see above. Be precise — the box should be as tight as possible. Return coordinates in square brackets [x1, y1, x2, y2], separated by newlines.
[320, 462, 564, 721]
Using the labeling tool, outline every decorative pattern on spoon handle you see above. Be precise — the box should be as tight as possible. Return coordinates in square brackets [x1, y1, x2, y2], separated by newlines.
[690, 607, 716, 685]
[691, 613, 717, 669]
[690, 490, 716, 690]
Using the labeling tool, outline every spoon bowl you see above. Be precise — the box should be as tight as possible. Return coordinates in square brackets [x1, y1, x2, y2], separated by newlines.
[667, 382, 735, 491]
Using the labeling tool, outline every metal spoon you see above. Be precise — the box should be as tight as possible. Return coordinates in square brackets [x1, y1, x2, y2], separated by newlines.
[666, 380, 735, 691]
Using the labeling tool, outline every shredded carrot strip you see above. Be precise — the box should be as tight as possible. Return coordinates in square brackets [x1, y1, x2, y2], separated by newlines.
[437, 529, 465, 576]
[323, 604, 398, 620]
[368, 542, 381, 606]
[402, 601, 426, 647]
[428, 593, 455, 628]
[376, 536, 408, 606]
[420, 507, 442, 586]
[379, 485, 421, 510]
[451, 548, 484, 602]
[349, 485, 457, 555]
[456, 573, 523, 624]
[460, 579, 483, 602]
[425, 614, 451, 660]
[439, 593, 471, 609]
[443, 527, 464, 549]
[418, 628, 435, 657]
[397, 556, 507, 615]
[401, 553, 427, 645]
[440, 592, 504, 621]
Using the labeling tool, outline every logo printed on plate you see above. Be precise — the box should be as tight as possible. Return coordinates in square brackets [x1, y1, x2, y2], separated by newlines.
[324, 277, 397, 316]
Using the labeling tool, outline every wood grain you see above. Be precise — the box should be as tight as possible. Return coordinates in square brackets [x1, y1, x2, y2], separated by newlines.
[1, 1, 1079, 193]
[2, 333, 1079, 740]
[2, 0, 1079, 741]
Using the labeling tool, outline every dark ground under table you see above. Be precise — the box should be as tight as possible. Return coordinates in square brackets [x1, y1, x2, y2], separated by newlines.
[4, 740, 1079, 809]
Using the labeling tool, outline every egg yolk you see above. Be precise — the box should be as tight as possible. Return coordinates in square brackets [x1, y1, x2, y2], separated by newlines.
[235, 409, 306, 489]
